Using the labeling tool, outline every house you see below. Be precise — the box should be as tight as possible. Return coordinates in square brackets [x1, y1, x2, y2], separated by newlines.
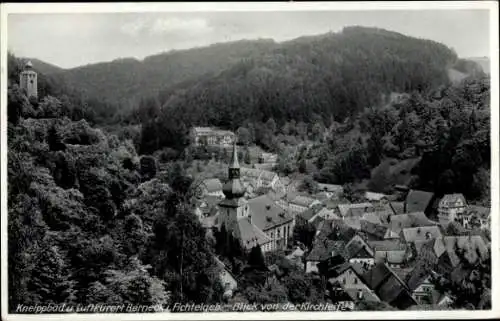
[365, 191, 388, 202]
[358, 262, 418, 309]
[329, 263, 381, 304]
[384, 212, 438, 239]
[286, 246, 306, 270]
[200, 178, 224, 198]
[405, 262, 436, 305]
[288, 195, 322, 214]
[462, 205, 490, 230]
[315, 219, 357, 243]
[305, 239, 348, 273]
[240, 167, 285, 195]
[437, 194, 467, 227]
[345, 235, 375, 268]
[196, 195, 222, 217]
[404, 190, 435, 214]
[317, 183, 344, 199]
[247, 194, 294, 252]
[190, 127, 235, 147]
[427, 235, 489, 274]
[401, 226, 442, 244]
[259, 152, 278, 164]
[368, 240, 408, 268]
[337, 203, 375, 219]
[389, 201, 406, 215]
[360, 220, 388, 241]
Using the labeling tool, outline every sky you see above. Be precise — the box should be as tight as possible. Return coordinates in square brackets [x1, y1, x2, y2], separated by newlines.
[7, 9, 491, 69]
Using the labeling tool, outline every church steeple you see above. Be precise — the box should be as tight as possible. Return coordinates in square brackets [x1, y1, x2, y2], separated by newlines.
[223, 141, 245, 199]
[228, 141, 240, 179]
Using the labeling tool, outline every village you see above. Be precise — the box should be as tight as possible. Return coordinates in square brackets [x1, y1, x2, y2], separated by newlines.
[189, 126, 491, 311]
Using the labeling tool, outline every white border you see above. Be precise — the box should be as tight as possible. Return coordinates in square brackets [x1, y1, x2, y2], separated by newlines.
[1, 2, 499, 320]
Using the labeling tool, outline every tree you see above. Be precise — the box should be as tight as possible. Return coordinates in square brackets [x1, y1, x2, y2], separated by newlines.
[299, 176, 318, 194]
[293, 222, 316, 249]
[102, 256, 170, 306]
[139, 155, 157, 182]
[265, 118, 277, 135]
[27, 242, 76, 305]
[247, 245, 266, 269]
[237, 127, 252, 146]
[298, 158, 308, 174]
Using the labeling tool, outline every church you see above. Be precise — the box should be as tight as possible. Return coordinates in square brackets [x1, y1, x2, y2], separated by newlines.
[217, 143, 294, 253]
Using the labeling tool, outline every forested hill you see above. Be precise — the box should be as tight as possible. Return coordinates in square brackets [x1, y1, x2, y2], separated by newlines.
[41, 39, 279, 106]
[153, 26, 460, 128]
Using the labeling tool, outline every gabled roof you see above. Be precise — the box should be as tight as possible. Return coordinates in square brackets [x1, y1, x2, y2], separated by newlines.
[316, 219, 357, 242]
[291, 195, 319, 207]
[338, 203, 374, 218]
[389, 201, 406, 214]
[387, 212, 438, 235]
[360, 263, 417, 308]
[247, 195, 293, 231]
[204, 194, 223, 208]
[361, 220, 388, 240]
[374, 250, 406, 265]
[237, 217, 271, 249]
[298, 206, 323, 221]
[432, 235, 489, 267]
[402, 225, 442, 243]
[368, 239, 406, 251]
[467, 205, 490, 219]
[405, 260, 433, 292]
[405, 190, 434, 212]
[439, 193, 467, 208]
[346, 235, 373, 259]
[306, 240, 347, 262]
[192, 127, 234, 136]
[344, 288, 381, 303]
[365, 191, 388, 201]
[202, 178, 223, 193]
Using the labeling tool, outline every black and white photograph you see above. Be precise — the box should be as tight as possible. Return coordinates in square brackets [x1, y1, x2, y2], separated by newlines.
[1, 2, 498, 319]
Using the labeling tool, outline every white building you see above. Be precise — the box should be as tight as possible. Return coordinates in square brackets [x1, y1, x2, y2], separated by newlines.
[438, 194, 467, 226]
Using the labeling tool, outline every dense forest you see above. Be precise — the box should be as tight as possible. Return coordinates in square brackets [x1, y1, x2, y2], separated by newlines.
[7, 26, 491, 311]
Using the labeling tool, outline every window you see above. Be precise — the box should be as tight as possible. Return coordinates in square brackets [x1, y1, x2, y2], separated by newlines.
[354, 278, 358, 284]
[342, 278, 346, 285]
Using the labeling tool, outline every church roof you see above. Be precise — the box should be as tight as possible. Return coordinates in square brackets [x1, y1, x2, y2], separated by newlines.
[237, 217, 271, 249]
[247, 195, 293, 231]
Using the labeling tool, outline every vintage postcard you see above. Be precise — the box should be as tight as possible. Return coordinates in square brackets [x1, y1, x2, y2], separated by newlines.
[1, 1, 498, 320]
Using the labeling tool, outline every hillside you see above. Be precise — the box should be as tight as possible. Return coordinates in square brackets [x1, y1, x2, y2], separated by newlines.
[153, 26, 459, 129]
[49, 39, 279, 105]
[20, 57, 65, 75]
[467, 57, 490, 74]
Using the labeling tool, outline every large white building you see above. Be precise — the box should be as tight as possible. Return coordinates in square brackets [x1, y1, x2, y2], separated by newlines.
[437, 194, 467, 226]
[190, 127, 235, 147]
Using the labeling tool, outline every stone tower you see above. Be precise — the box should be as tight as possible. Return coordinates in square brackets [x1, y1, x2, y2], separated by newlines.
[19, 60, 38, 98]
[218, 142, 250, 236]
